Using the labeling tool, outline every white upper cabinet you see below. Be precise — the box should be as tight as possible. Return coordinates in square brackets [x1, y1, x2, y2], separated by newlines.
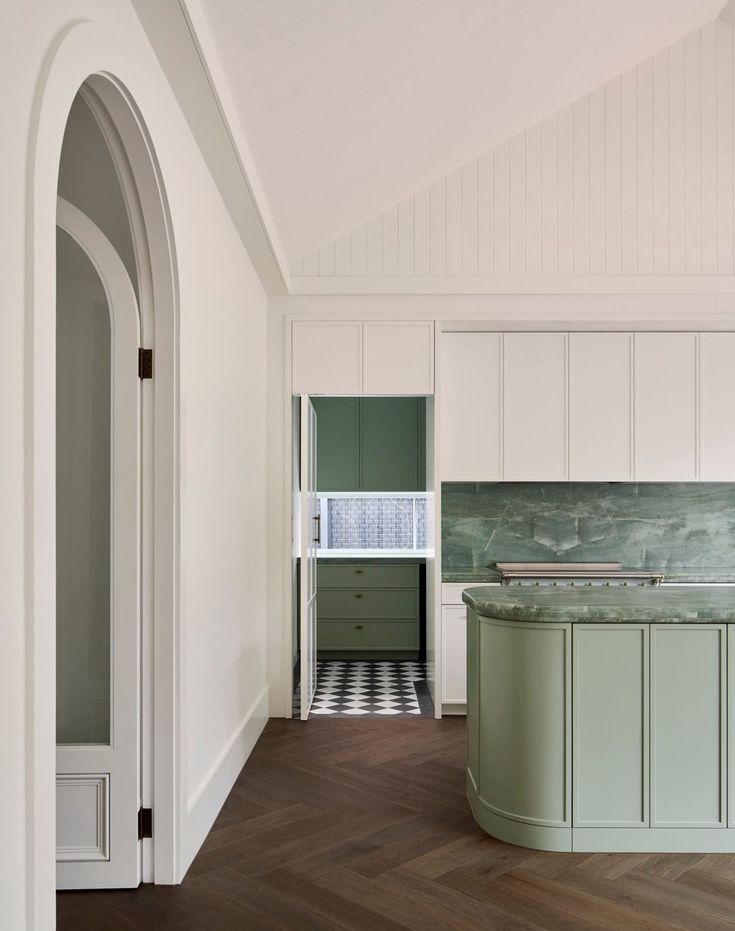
[440, 332, 502, 481]
[700, 332, 735, 480]
[292, 322, 361, 394]
[363, 322, 434, 394]
[634, 333, 697, 481]
[291, 321, 433, 394]
[504, 333, 567, 481]
[569, 333, 632, 481]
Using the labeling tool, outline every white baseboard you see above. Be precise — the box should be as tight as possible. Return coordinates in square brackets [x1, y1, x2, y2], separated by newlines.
[180, 685, 269, 878]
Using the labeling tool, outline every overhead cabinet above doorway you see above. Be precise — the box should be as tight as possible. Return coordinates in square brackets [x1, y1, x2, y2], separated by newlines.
[291, 320, 434, 394]
[312, 396, 426, 492]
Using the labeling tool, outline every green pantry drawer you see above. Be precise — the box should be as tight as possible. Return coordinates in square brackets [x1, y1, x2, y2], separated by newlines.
[318, 588, 418, 619]
[317, 561, 420, 652]
[318, 620, 419, 651]
[317, 563, 419, 589]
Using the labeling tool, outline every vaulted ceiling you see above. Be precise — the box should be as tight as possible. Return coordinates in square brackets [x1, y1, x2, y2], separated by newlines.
[197, 0, 725, 269]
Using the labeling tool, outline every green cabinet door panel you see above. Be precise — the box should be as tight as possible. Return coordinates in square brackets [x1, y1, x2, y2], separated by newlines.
[573, 625, 649, 828]
[650, 624, 726, 828]
[313, 396, 426, 492]
[477, 618, 571, 828]
[312, 397, 360, 491]
[360, 397, 419, 491]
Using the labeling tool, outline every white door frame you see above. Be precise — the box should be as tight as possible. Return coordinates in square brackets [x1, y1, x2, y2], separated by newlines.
[55, 196, 142, 888]
[27, 24, 181, 925]
[299, 396, 318, 720]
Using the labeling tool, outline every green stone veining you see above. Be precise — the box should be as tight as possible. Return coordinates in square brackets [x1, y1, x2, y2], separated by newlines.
[442, 482, 735, 581]
[463, 585, 735, 623]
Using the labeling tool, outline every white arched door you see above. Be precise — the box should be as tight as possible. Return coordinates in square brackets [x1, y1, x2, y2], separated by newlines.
[55, 196, 142, 889]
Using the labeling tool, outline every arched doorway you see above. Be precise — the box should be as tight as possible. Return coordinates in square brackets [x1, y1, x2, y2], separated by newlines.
[28, 28, 180, 917]
[50, 77, 178, 892]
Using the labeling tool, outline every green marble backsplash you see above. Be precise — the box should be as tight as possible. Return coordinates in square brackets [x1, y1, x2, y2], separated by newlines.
[441, 483, 735, 571]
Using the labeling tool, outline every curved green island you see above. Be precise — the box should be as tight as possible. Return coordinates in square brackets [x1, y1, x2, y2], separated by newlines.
[462, 585, 735, 853]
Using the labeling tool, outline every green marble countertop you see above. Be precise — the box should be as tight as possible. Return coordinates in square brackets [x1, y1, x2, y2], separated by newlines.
[442, 567, 735, 584]
[442, 567, 502, 583]
[463, 585, 735, 623]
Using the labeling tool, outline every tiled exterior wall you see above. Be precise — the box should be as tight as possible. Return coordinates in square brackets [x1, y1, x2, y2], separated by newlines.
[323, 496, 427, 550]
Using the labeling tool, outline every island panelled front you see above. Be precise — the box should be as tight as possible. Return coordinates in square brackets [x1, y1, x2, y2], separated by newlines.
[463, 586, 735, 853]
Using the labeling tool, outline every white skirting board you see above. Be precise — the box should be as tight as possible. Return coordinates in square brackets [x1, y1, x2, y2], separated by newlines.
[180, 686, 269, 878]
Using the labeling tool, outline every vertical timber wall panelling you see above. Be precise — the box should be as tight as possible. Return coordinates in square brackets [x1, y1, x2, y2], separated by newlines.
[294, 20, 735, 281]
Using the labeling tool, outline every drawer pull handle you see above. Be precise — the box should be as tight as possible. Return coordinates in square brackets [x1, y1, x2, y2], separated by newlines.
[355, 625, 364, 630]
[354, 593, 363, 598]
[354, 569, 363, 574]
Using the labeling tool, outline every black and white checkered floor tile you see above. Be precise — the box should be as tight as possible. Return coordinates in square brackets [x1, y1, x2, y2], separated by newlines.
[293, 661, 432, 718]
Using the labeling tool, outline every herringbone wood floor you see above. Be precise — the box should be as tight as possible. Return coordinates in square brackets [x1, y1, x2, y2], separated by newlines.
[58, 717, 735, 930]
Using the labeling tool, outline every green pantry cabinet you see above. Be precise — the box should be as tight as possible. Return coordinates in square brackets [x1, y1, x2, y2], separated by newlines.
[312, 397, 426, 492]
[317, 562, 420, 653]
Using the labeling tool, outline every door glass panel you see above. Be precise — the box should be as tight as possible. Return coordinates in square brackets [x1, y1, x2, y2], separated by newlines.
[56, 228, 112, 745]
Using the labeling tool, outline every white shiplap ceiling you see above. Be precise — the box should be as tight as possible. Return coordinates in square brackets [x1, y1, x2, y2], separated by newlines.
[198, 0, 725, 268]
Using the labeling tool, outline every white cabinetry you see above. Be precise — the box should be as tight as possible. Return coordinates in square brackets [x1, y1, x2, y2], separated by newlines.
[634, 333, 697, 481]
[569, 333, 632, 481]
[440, 333, 502, 481]
[291, 321, 434, 395]
[441, 606, 467, 704]
[700, 333, 735, 480]
[504, 333, 567, 480]
[292, 322, 361, 394]
[363, 322, 434, 394]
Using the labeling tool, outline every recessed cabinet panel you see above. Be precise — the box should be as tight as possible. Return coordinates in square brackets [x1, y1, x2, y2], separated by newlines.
[363, 322, 434, 394]
[360, 398, 420, 490]
[569, 333, 632, 480]
[478, 619, 571, 826]
[700, 333, 735, 480]
[634, 333, 697, 480]
[504, 333, 567, 480]
[292, 322, 361, 394]
[440, 333, 502, 481]
[312, 398, 360, 490]
[650, 625, 726, 827]
[442, 605, 467, 703]
[573, 625, 648, 827]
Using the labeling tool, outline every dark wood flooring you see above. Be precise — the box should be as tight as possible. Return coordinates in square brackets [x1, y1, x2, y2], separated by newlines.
[58, 717, 735, 930]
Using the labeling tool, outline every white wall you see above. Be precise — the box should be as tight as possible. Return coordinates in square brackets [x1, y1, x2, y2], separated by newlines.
[0, 2, 270, 926]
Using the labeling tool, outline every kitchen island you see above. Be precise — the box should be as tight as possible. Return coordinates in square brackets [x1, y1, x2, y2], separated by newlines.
[462, 585, 735, 853]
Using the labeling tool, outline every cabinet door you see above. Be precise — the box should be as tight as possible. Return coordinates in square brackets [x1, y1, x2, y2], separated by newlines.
[650, 625, 726, 827]
[478, 619, 571, 827]
[634, 333, 697, 480]
[442, 606, 467, 703]
[363, 322, 434, 394]
[569, 333, 632, 480]
[360, 398, 419, 490]
[700, 332, 735, 480]
[292, 322, 361, 394]
[440, 333, 502, 481]
[573, 625, 648, 827]
[312, 397, 360, 491]
[504, 333, 567, 480]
